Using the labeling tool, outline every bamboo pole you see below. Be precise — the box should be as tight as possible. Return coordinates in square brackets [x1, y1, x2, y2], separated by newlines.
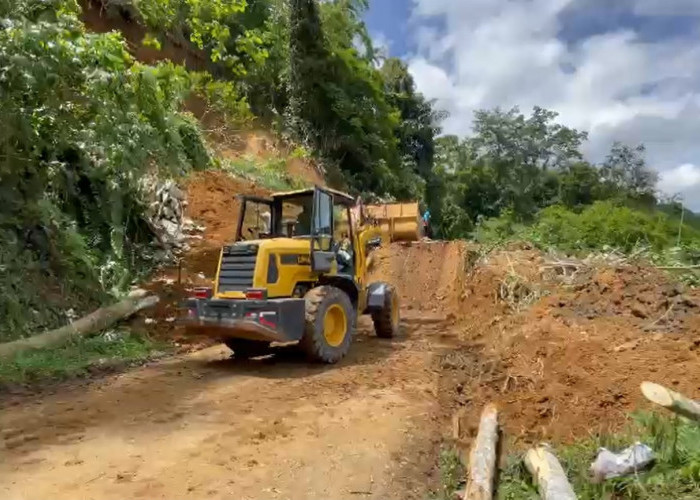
[641, 382, 700, 422]
[524, 444, 577, 500]
[464, 404, 499, 500]
[0, 291, 159, 358]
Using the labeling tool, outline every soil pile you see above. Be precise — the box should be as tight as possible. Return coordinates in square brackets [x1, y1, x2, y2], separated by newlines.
[368, 241, 472, 315]
[436, 249, 700, 445]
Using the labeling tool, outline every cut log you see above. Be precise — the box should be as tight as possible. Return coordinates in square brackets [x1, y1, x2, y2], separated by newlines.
[464, 404, 499, 500]
[640, 382, 700, 422]
[524, 444, 577, 500]
[0, 292, 159, 358]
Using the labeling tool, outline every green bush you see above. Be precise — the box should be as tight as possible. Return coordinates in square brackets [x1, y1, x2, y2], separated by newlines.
[0, 3, 224, 339]
[475, 201, 700, 255]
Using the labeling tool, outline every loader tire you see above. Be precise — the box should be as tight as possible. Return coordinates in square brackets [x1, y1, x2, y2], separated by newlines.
[223, 339, 270, 359]
[300, 286, 355, 363]
[372, 283, 400, 338]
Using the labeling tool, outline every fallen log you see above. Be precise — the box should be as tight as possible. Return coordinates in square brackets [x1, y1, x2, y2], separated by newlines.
[464, 404, 499, 500]
[524, 444, 577, 500]
[641, 382, 700, 422]
[0, 291, 159, 358]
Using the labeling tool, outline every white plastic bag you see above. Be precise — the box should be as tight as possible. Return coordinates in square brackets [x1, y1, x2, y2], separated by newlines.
[590, 442, 655, 482]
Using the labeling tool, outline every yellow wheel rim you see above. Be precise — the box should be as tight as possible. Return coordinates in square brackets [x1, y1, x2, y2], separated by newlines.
[390, 292, 399, 326]
[324, 304, 347, 347]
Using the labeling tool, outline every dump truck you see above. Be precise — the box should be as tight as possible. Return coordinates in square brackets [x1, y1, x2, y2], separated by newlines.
[184, 186, 420, 363]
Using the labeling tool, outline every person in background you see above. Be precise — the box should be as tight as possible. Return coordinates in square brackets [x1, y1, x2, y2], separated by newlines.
[260, 210, 271, 235]
[422, 209, 431, 239]
[337, 231, 353, 273]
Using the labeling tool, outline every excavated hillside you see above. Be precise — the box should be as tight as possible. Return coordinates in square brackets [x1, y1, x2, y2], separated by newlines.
[369, 242, 700, 445]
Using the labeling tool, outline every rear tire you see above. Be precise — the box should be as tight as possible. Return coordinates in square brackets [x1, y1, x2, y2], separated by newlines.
[223, 339, 270, 359]
[300, 286, 355, 363]
[372, 283, 400, 338]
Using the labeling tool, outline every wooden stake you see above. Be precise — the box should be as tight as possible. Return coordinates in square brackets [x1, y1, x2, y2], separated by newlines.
[464, 404, 499, 500]
[641, 382, 700, 422]
[524, 444, 577, 500]
[0, 292, 159, 358]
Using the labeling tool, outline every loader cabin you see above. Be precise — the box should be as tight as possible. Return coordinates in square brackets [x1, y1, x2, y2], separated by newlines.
[236, 186, 355, 240]
[205, 186, 363, 305]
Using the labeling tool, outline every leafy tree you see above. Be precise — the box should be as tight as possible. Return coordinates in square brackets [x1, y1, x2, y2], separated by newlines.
[0, 0, 215, 336]
[600, 142, 658, 204]
[559, 162, 602, 209]
[467, 106, 588, 217]
[287, 0, 404, 196]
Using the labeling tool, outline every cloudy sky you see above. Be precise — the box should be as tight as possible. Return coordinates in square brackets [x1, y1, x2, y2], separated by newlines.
[364, 0, 700, 209]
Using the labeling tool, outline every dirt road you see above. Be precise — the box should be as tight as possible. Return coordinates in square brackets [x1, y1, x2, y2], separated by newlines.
[0, 314, 456, 500]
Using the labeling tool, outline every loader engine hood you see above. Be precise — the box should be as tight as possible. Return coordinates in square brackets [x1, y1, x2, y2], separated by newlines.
[215, 238, 321, 299]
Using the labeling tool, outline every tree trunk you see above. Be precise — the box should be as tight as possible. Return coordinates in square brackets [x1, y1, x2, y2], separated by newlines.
[0, 291, 159, 358]
[641, 382, 700, 422]
[524, 444, 577, 500]
[464, 404, 499, 500]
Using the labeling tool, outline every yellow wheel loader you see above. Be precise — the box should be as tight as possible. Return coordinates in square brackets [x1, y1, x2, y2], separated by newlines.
[183, 186, 420, 363]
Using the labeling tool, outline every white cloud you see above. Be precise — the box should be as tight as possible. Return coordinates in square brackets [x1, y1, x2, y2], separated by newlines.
[659, 164, 700, 199]
[406, 0, 700, 209]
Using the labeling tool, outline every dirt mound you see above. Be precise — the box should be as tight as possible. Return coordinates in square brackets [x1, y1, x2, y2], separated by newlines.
[368, 241, 471, 315]
[141, 171, 271, 346]
[438, 250, 700, 446]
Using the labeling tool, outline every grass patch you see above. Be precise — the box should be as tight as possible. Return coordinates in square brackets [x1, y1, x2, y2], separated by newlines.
[498, 412, 700, 499]
[223, 155, 308, 191]
[0, 330, 167, 385]
[429, 446, 465, 500]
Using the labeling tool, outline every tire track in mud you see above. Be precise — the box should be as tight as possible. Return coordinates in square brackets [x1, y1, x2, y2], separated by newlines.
[0, 312, 461, 500]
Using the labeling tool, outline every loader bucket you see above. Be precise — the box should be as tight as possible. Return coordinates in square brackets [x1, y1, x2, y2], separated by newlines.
[364, 202, 422, 242]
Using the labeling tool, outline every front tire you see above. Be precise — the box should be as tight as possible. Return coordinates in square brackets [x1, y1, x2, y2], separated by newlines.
[372, 283, 400, 338]
[300, 286, 355, 363]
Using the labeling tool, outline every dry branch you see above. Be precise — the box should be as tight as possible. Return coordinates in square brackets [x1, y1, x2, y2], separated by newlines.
[641, 382, 700, 422]
[0, 291, 159, 358]
[464, 404, 499, 500]
[524, 444, 577, 500]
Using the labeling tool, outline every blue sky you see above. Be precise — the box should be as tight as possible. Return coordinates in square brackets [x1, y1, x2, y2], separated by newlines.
[363, 0, 700, 208]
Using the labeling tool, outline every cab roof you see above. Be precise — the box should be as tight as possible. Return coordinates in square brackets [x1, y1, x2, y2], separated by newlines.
[272, 186, 355, 206]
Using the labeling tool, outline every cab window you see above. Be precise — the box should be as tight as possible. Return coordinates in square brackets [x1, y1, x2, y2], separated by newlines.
[239, 200, 271, 240]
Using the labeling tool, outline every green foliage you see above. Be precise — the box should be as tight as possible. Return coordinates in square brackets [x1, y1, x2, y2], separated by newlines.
[601, 142, 658, 204]
[126, 0, 268, 75]
[429, 446, 465, 500]
[498, 412, 700, 499]
[432, 106, 675, 242]
[0, 2, 219, 338]
[286, 0, 434, 199]
[0, 331, 163, 384]
[223, 155, 306, 191]
[475, 202, 700, 254]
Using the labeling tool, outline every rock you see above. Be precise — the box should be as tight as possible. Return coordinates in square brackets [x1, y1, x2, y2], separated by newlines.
[160, 220, 181, 239]
[681, 296, 698, 309]
[162, 206, 177, 221]
[102, 330, 124, 342]
[630, 306, 647, 319]
[169, 185, 185, 200]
